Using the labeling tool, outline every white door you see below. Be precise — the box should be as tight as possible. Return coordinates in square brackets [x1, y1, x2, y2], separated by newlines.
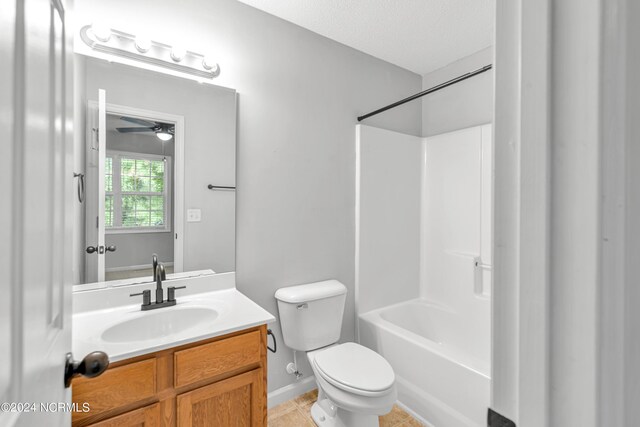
[1, 0, 73, 425]
[84, 91, 107, 283]
[97, 91, 107, 282]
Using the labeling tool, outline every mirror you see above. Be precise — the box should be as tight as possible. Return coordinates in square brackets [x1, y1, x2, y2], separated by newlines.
[77, 56, 236, 285]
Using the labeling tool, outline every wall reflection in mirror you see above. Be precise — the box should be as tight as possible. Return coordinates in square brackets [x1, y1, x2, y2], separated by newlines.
[78, 56, 236, 285]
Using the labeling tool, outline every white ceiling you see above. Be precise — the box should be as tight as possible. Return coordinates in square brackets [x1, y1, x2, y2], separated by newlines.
[236, 0, 494, 75]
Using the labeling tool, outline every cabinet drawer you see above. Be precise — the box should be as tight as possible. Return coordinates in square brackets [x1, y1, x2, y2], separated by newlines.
[73, 358, 157, 424]
[87, 403, 160, 427]
[174, 330, 261, 388]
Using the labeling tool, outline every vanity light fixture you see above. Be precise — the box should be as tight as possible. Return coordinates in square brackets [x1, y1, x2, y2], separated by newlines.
[134, 36, 151, 53]
[170, 46, 186, 62]
[90, 22, 111, 43]
[202, 56, 219, 73]
[80, 24, 220, 79]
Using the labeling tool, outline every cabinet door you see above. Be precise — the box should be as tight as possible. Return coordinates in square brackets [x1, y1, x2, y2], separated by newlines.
[89, 403, 161, 427]
[177, 368, 265, 427]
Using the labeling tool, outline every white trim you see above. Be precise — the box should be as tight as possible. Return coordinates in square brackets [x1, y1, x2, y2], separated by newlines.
[173, 111, 185, 274]
[354, 125, 362, 342]
[106, 229, 173, 235]
[600, 0, 636, 425]
[97, 90, 106, 282]
[105, 262, 174, 273]
[74, 269, 219, 292]
[267, 376, 317, 409]
[493, 0, 632, 425]
[395, 401, 434, 427]
[516, 0, 550, 424]
[84, 102, 99, 284]
[493, 0, 552, 424]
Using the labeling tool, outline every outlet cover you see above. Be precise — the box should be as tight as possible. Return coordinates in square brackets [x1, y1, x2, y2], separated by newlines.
[187, 209, 201, 222]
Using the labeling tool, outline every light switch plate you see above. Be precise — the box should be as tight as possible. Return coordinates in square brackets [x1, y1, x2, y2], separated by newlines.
[187, 209, 201, 222]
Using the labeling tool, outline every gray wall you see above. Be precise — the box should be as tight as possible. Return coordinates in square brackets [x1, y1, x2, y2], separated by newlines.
[76, 0, 422, 393]
[104, 132, 175, 270]
[82, 58, 237, 275]
[422, 47, 493, 136]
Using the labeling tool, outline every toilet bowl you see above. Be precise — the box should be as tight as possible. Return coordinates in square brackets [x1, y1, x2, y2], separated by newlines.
[307, 343, 397, 427]
[275, 280, 397, 427]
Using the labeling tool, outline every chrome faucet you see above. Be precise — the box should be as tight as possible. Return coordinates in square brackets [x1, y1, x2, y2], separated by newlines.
[130, 261, 186, 311]
[152, 253, 158, 281]
[155, 263, 166, 303]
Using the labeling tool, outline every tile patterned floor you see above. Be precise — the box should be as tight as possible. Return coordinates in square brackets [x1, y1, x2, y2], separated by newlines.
[268, 389, 425, 427]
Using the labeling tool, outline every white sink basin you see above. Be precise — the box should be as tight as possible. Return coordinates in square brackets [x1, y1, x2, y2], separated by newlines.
[73, 282, 276, 363]
[101, 306, 219, 343]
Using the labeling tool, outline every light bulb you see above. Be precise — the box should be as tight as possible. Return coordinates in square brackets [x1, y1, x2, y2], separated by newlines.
[156, 132, 173, 141]
[202, 57, 219, 73]
[134, 37, 151, 53]
[91, 22, 111, 43]
[170, 46, 186, 62]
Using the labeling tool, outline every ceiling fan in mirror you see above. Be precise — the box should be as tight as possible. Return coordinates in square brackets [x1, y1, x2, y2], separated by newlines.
[116, 116, 175, 141]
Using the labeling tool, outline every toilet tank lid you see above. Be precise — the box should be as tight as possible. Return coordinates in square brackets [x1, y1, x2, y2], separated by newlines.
[275, 280, 347, 304]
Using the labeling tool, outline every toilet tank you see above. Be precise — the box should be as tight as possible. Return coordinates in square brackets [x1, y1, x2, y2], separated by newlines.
[275, 280, 347, 352]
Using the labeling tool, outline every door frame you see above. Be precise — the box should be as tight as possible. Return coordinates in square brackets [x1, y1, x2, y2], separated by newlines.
[492, 0, 551, 424]
[493, 0, 635, 425]
[85, 101, 185, 280]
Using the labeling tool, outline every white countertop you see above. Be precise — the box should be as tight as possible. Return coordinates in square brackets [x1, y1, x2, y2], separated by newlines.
[73, 272, 276, 363]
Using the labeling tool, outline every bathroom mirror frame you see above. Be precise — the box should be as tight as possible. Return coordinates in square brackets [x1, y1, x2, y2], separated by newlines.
[82, 100, 185, 287]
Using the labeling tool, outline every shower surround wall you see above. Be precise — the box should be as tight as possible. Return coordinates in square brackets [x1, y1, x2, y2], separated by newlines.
[422, 125, 493, 313]
[356, 123, 492, 427]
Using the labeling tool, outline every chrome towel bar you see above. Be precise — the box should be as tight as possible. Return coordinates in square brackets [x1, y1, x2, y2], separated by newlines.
[207, 184, 236, 190]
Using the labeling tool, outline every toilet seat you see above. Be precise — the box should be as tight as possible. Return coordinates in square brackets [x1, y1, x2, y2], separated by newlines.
[312, 342, 395, 397]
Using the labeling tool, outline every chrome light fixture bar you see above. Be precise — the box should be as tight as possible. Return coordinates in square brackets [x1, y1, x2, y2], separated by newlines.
[80, 24, 220, 79]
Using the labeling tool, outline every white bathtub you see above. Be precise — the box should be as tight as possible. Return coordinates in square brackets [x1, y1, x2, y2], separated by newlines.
[359, 299, 490, 427]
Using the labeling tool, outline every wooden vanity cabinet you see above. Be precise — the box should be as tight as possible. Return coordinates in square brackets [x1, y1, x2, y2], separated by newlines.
[72, 325, 268, 427]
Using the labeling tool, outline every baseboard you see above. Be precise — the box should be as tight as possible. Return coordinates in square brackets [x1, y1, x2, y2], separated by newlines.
[267, 376, 317, 409]
[396, 400, 435, 427]
[106, 262, 174, 273]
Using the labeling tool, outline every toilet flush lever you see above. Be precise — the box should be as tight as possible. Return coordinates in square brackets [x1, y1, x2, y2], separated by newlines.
[297, 303, 308, 310]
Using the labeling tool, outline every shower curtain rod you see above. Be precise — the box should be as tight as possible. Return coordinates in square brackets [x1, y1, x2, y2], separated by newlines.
[357, 64, 493, 122]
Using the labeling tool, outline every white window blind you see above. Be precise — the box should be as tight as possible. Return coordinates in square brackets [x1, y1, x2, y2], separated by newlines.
[105, 151, 171, 233]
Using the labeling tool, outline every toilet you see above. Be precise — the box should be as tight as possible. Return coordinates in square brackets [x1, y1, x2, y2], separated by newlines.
[275, 280, 397, 427]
